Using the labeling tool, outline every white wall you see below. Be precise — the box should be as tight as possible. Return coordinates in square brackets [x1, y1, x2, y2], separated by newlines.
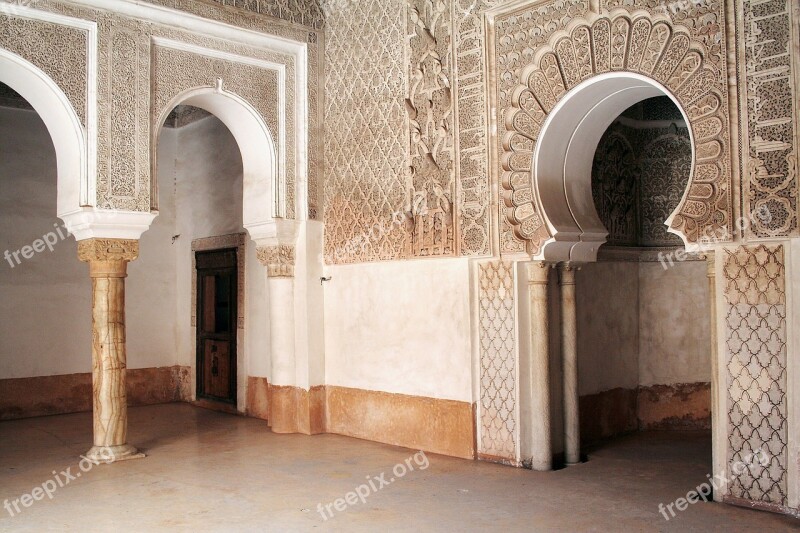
[0, 106, 91, 378]
[324, 258, 473, 402]
[127, 127, 179, 370]
[576, 257, 711, 395]
[577, 261, 640, 395]
[638, 260, 711, 385]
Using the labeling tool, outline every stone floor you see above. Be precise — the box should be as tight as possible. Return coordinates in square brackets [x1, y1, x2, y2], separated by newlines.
[0, 404, 796, 532]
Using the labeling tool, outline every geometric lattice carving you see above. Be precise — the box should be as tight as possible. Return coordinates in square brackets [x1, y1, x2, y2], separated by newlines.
[323, 0, 410, 263]
[498, 9, 733, 255]
[478, 260, 517, 461]
[739, 0, 799, 238]
[723, 244, 787, 505]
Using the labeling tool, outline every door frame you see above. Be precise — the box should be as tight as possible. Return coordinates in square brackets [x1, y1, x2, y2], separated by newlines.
[191, 233, 246, 407]
[195, 248, 239, 404]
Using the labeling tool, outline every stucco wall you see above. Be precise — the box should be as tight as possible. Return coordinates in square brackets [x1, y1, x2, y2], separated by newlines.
[323, 258, 473, 403]
[577, 261, 640, 396]
[0, 106, 91, 378]
[0, 106, 183, 378]
[576, 258, 711, 396]
[638, 261, 711, 386]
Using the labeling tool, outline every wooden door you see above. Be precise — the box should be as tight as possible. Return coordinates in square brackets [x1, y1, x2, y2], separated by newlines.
[196, 249, 237, 405]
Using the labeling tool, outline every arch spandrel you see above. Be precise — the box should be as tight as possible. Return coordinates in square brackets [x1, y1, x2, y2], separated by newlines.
[497, 9, 733, 258]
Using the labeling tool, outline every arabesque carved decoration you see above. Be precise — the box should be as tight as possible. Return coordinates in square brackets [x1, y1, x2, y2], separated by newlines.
[496, 8, 732, 255]
[406, 0, 456, 257]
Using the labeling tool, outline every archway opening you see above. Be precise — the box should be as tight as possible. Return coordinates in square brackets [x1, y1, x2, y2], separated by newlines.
[568, 95, 712, 476]
[533, 73, 694, 262]
[0, 82, 92, 415]
[131, 102, 270, 416]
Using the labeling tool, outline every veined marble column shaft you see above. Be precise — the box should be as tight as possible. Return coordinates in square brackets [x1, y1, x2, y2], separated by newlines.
[559, 264, 580, 465]
[78, 238, 144, 463]
[528, 262, 552, 471]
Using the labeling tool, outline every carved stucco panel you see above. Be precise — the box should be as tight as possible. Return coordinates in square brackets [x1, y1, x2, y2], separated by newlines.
[95, 14, 151, 212]
[723, 244, 787, 505]
[28, 0, 319, 220]
[323, 0, 410, 263]
[738, 0, 799, 239]
[151, 43, 289, 215]
[0, 10, 88, 125]
[138, 0, 323, 219]
[494, 5, 733, 255]
[477, 259, 518, 462]
[490, 0, 588, 254]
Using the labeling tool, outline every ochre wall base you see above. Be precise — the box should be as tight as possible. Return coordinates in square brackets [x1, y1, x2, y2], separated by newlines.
[580, 382, 712, 445]
[0, 366, 191, 421]
[326, 386, 475, 460]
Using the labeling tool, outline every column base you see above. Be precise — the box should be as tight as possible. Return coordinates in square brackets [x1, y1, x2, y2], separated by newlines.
[85, 444, 146, 464]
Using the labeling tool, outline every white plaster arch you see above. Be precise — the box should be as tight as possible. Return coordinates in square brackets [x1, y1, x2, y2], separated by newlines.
[0, 48, 86, 219]
[154, 86, 280, 244]
[533, 72, 694, 262]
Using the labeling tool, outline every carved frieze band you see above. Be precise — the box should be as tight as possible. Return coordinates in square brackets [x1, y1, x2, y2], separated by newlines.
[495, 5, 732, 255]
[257, 244, 296, 278]
[738, 0, 799, 238]
[407, 0, 456, 258]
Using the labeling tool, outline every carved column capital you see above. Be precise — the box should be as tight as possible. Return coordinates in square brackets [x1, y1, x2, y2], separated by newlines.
[528, 261, 553, 286]
[78, 238, 139, 278]
[257, 244, 296, 278]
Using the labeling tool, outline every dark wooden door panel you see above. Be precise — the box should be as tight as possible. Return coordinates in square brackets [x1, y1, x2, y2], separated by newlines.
[202, 339, 231, 399]
[196, 249, 237, 405]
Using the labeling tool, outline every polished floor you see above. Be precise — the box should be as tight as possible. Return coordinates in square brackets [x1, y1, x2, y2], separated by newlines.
[0, 404, 796, 532]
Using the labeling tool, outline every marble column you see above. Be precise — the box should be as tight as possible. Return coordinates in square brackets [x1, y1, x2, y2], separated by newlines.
[78, 238, 144, 463]
[559, 263, 580, 465]
[257, 244, 299, 434]
[528, 261, 552, 471]
[707, 252, 723, 501]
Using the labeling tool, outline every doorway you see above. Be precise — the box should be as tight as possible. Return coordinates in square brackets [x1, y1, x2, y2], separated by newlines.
[196, 248, 238, 405]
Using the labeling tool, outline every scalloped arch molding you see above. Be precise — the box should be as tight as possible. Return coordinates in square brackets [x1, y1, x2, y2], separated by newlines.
[501, 9, 732, 258]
